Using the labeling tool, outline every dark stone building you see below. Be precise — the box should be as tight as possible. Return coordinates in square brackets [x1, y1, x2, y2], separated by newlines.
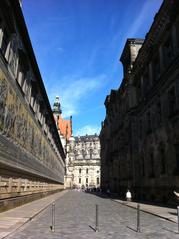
[0, 0, 65, 211]
[100, 0, 179, 203]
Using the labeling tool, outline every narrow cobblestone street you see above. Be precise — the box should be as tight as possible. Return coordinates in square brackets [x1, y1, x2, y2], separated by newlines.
[6, 191, 179, 239]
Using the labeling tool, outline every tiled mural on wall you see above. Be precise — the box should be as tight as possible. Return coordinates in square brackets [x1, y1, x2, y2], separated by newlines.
[0, 70, 62, 172]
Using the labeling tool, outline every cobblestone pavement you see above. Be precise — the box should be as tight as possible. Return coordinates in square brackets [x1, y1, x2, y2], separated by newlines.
[6, 191, 179, 239]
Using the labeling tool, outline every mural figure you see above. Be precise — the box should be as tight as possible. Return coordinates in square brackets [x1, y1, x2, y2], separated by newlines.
[0, 78, 8, 130]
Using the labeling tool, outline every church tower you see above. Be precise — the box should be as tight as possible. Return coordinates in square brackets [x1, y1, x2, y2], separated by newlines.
[52, 96, 72, 147]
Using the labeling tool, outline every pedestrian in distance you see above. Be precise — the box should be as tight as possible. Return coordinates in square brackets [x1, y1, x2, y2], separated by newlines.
[126, 189, 132, 201]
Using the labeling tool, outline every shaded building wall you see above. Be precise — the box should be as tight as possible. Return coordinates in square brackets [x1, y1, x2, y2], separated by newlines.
[0, 0, 65, 207]
[132, 0, 179, 202]
[100, 0, 179, 203]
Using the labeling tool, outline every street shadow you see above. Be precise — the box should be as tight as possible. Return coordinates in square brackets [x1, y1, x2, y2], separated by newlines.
[126, 226, 139, 233]
[169, 211, 177, 216]
[89, 225, 96, 232]
[162, 227, 178, 234]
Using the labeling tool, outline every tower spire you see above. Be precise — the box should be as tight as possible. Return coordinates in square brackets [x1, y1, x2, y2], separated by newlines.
[52, 96, 62, 114]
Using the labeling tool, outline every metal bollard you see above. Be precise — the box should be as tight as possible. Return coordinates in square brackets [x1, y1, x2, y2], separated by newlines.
[95, 204, 99, 232]
[51, 203, 55, 232]
[137, 203, 140, 232]
[177, 206, 179, 233]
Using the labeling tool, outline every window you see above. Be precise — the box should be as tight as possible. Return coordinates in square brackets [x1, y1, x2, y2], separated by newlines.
[79, 168, 81, 174]
[97, 177, 99, 185]
[79, 178, 81, 184]
[143, 70, 150, 95]
[156, 99, 162, 126]
[86, 168, 88, 174]
[1, 29, 9, 56]
[86, 178, 88, 183]
[90, 149, 93, 159]
[152, 54, 160, 81]
[152, 53, 160, 80]
[168, 87, 177, 116]
[147, 111, 152, 134]
[163, 36, 173, 67]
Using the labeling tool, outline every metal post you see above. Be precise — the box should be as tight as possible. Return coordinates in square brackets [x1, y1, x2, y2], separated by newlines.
[95, 204, 99, 232]
[177, 206, 179, 233]
[51, 203, 55, 232]
[137, 203, 140, 232]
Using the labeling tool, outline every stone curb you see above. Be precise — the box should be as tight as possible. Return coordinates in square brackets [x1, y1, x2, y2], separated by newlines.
[112, 199, 177, 224]
[0, 190, 68, 239]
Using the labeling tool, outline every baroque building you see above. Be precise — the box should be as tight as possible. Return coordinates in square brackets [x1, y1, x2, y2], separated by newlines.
[52, 97, 101, 189]
[0, 0, 65, 211]
[100, 0, 179, 203]
[66, 135, 101, 189]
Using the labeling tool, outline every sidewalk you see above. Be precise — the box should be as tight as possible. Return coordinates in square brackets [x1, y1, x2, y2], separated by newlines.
[113, 198, 178, 223]
[0, 190, 67, 239]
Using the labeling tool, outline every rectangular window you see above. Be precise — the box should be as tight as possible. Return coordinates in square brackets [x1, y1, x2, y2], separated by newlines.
[1, 29, 9, 56]
[86, 178, 88, 183]
[163, 36, 173, 67]
[143, 70, 150, 95]
[168, 87, 177, 116]
[79, 168, 81, 174]
[79, 178, 81, 184]
[97, 177, 99, 185]
[152, 54, 160, 81]
[86, 168, 88, 174]
[156, 99, 162, 126]
[147, 111, 152, 134]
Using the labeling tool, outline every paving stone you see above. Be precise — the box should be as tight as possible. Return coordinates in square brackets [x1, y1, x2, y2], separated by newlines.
[5, 191, 179, 239]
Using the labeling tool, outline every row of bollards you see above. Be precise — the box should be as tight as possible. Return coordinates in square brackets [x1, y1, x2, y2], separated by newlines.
[49, 202, 179, 234]
[49, 202, 139, 233]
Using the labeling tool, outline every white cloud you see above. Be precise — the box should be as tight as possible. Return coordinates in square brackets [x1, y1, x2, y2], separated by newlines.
[75, 125, 101, 136]
[48, 74, 107, 118]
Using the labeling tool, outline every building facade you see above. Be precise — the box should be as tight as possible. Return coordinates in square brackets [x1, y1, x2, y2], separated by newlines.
[65, 135, 101, 189]
[100, 0, 179, 203]
[0, 0, 65, 210]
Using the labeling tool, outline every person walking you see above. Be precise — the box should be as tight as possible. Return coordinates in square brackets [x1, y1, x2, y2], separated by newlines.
[126, 189, 132, 201]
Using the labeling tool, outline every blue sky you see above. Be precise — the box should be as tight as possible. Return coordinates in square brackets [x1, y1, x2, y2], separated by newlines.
[22, 0, 163, 136]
